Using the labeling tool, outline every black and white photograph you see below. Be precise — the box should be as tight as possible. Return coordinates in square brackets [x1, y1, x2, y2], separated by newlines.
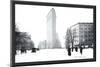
[11, 1, 96, 66]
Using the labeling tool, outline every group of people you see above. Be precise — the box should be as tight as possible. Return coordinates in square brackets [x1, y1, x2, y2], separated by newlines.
[15, 47, 40, 55]
[67, 46, 83, 56]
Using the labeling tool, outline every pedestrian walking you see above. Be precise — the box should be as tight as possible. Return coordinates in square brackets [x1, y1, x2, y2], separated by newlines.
[80, 46, 83, 54]
[68, 47, 71, 56]
[75, 47, 78, 52]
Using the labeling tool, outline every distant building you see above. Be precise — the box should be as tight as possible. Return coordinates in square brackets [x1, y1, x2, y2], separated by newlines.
[38, 40, 47, 49]
[70, 23, 93, 48]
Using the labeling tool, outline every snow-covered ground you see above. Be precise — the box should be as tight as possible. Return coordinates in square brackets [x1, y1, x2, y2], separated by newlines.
[15, 48, 93, 63]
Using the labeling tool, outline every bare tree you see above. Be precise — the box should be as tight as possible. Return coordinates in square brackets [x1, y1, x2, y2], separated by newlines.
[65, 28, 74, 50]
[65, 28, 71, 48]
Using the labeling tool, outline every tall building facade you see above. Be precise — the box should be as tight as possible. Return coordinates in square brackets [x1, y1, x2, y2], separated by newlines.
[46, 8, 61, 49]
[70, 23, 93, 48]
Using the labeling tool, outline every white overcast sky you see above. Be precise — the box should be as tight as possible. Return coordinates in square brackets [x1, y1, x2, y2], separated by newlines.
[15, 4, 93, 48]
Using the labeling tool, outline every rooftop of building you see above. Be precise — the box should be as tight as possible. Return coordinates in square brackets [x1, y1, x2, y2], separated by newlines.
[70, 22, 93, 28]
[46, 8, 56, 18]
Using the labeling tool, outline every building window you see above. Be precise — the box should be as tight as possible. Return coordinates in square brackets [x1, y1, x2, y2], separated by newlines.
[85, 35, 87, 37]
[80, 35, 83, 38]
[88, 28, 91, 30]
[88, 35, 91, 37]
[85, 28, 87, 30]
[80, 31, 83, 33]
[80, 28, 83, 30]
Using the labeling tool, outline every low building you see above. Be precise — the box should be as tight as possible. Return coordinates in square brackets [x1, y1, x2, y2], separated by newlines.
[70, 23, 93, 48]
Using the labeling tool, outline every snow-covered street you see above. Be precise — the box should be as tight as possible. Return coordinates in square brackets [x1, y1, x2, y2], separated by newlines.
[15, 48, 93, 63]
